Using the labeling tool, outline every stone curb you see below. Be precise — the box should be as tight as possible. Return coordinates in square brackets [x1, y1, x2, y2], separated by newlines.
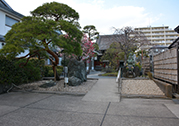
[87, 78, 99, 80]
[12, 89, 86, 96]
[153, 78, 172, 98]
[122, 77, 150, 80]
[43, 77, 99, 80]
[122, 94, 171, 99]
[9, 78, 99, 96]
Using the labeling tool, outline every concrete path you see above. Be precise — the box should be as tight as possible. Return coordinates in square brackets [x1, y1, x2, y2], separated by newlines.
[82, 78, 119, 102]
[0, 71, 179, 125]
[87, 71, 116, 79]
[0, 92, 179, 126]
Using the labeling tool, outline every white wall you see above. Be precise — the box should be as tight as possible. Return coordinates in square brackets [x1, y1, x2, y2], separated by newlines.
[0, 10, 27, 57]
[0, 11, 6, 35]
[16, 49, 29, 58]
[0, 11, 11, 36]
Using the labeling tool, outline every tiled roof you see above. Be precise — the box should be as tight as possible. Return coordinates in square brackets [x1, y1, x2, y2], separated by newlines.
[149, 45, 168, 49]
[168, 25, 179, 49]
[168, 37, 179, 49]
[96, 34, 123, 51]
[174, 25, 179, 33]
[0, 0, 24, 19]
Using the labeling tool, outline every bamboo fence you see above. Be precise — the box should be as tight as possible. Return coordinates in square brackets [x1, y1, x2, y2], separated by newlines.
[153, 48, 178, 85]
[142, 57, 150, 75]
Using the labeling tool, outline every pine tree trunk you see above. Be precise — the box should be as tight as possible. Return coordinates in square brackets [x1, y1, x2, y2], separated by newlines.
[52, 66, 60, 81]
[46, 49, 60, 81]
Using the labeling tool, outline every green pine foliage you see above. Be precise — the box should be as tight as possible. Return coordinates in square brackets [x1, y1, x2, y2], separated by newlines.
[0, 2, 83, 81]
[101, 42, 124, 69]
[0, 2, 83, 66]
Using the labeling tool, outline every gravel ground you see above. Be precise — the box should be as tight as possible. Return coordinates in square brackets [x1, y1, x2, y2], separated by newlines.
[13, 78, 165, 97]
[121, 79, 165, 96]
[13, 79, 98, 94]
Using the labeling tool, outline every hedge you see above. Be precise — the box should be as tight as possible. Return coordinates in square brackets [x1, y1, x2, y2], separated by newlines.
[0, 56, 64, 86]
[43, 65, 63, 77]
[0, 57, 45, 86]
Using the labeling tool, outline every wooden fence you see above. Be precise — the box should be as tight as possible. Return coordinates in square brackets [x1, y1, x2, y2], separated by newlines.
[153, 48, 178, 85]
[142, 57, 150, 75]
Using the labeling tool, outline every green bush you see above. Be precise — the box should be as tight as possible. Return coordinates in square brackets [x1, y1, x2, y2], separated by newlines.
[147, 72, 153, 79]
[61, 58, 70, 66]
[14, 58, 45, 83]
[43, 65, 63, 77]
[0, 56, 19, 85]
[0, 57, 45, 85]
[0, 56, 64, 86]
[135, 62, 142, 71]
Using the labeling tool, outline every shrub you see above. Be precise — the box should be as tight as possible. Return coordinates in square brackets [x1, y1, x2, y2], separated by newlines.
[0, 56, 18, 85]
[61, 58, 70, 66]
[135, 62, 142, 71]
[14, 58, 45, 83]
[147, 72, 153, 79]
[43, 65, 63, 77]
[0, 57, 45, 85]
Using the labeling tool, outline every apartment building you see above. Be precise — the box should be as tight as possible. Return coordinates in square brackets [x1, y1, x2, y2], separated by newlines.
[135, 26, 179, 49]
[0, 0, 23, 49]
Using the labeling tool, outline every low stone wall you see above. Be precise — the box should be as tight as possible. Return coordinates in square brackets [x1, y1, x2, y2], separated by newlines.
[153, 78, 172, 98]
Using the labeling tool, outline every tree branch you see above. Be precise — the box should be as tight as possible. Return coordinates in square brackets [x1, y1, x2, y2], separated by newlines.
[47, 40, 52, 45]
[49, 57, 56, 65]
[19, 52, 37, 67]
[46, 49, 59, 65]
[15, 52, 31, 59]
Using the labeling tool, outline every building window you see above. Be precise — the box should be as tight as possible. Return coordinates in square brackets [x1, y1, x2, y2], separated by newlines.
[5, 15, 19, 27]
[47, 59, 51, 65]
[2, 43, 4, 46]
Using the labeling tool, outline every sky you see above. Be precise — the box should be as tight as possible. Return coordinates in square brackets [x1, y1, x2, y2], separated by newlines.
[5, 0, 179, 35]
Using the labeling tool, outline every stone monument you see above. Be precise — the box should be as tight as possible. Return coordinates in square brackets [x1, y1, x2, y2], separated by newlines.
[68, 58, 87, 86]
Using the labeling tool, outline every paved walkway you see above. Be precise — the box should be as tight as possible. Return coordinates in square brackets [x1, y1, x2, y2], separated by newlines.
[0, 92, 179, 126]
[87, 71, 116, 79]
[82, 78, 119, 102]
[0, 72, 179, 126]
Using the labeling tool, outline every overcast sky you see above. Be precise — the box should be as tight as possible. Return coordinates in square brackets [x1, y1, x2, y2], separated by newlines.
[5, 0, 179, 35]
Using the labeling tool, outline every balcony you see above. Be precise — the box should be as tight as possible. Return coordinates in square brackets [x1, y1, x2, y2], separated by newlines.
[150, 40, 173, 44]
[140, 29, 166, 32]
[147, 36, 177, 40]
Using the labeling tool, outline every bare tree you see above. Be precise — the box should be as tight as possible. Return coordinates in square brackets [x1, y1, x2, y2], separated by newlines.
[112, 26, 150, 64]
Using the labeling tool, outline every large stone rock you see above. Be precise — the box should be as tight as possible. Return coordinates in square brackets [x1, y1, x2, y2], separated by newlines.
[68, 76, 82, 86]
[68, 58, 87, 86]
